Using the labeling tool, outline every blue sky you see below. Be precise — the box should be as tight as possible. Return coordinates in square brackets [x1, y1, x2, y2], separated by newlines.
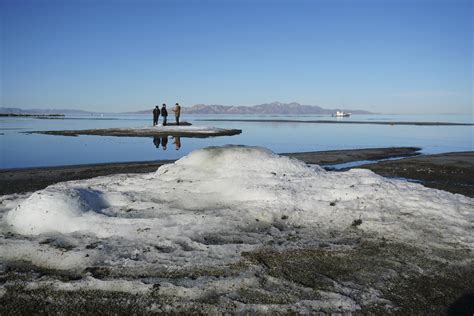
[1, 0, 472, 113]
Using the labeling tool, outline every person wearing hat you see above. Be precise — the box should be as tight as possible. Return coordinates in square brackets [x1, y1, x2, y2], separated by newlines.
[161, 103, 168, 126]
[152, 105, 160, 126]
[172, 103, 181, 126]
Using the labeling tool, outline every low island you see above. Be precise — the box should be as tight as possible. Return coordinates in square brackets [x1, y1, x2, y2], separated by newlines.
[28, 124, 242, 138]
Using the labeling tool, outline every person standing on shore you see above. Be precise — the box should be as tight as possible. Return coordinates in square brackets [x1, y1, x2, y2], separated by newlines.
[161, 104, 168, 126]
[172, 103, 181, 125]
[152, 106, 160, 126]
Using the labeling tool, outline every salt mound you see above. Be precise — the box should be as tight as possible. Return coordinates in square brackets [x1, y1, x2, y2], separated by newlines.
[174, 145, 316, 175]
[2, 145, 473, 271]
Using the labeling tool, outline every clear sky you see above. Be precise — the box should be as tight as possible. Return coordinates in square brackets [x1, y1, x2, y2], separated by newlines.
[1, 0, 472, 113]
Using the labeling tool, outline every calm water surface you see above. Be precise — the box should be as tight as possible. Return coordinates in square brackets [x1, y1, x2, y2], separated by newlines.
[1, 114, 472, 169]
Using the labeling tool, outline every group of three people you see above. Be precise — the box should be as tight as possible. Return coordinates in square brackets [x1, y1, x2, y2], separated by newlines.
[153, 103, 181, 126]
[153, 136, 181, 151]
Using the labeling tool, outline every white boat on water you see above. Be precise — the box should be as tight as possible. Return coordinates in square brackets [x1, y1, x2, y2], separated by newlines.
[333, 111, 351, 117]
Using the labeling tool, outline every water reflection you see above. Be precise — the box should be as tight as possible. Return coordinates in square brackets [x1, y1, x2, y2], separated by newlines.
[173, 136, 181, 150]
[152, 136, 168, 150]
[1, 114, 472, 169]
[153, 136, 161, 148]
[162, 136, 168, 150]
[153, 136, 182, 151]
[153, 136, 180, 151]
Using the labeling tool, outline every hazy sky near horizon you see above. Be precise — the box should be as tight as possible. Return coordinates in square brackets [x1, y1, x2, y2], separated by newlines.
[1, 0, 472, 114]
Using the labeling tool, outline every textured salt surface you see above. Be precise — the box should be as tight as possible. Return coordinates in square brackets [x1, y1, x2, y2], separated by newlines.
[33, 125, 242, 137]
[0, 146, 472, 312]
[2, 146, 472, 268]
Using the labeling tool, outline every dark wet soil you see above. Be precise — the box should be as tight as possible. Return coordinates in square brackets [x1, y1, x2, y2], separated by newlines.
[243, 239, 474, 315]
[2, 237, 472, 315]
[356, 152, 474, 197]
[282, 146, 421, 165]
[0, 160, 173, 195]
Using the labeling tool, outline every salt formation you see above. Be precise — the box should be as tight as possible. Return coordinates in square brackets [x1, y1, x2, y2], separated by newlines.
[2, 146, 472, 275]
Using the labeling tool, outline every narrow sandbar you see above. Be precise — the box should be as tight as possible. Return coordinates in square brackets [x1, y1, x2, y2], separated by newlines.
[197, 118, 473, 126]
[28, 124, 242, 138]
[281, 146, 421, 164]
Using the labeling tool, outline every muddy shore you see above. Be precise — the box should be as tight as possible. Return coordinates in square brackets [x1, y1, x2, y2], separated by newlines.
[1, 147, 473, 197]
[357, 151, 474, 197]
[0, 147, 420, 195]
[281, 146, 421, 165]
[0, 160, 173, 196]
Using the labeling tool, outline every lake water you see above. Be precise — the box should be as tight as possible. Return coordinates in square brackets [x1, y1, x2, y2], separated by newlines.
[1, 114, 472, 169]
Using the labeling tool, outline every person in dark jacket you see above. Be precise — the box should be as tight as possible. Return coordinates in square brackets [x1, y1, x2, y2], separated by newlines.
[161, 104, 168, 126]
[152, 106, 160, 126]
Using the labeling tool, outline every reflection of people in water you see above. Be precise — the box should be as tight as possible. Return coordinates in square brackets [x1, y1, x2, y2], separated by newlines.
[161, 136, 168, 150]
[172, 136, 181, 150]
[153, 136, 160, 148]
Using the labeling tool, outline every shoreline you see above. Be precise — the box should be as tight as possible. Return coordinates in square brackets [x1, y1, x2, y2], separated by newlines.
[2, 147, 473, 197]
[0, 147, 419, 195]
[357, 151, 474, 197]
[0, 113, 64, 118]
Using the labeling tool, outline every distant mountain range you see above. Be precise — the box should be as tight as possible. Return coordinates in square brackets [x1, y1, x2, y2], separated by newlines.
[184, 102, 371, 114]
[130, 102, 372, 115]
[0, 107, 93, 115]
[1, 102, 372, 115]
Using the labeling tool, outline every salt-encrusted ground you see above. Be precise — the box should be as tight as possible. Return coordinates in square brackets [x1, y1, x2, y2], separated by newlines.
[32, 124, 242, 137]
[1, 146, 473, 314]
